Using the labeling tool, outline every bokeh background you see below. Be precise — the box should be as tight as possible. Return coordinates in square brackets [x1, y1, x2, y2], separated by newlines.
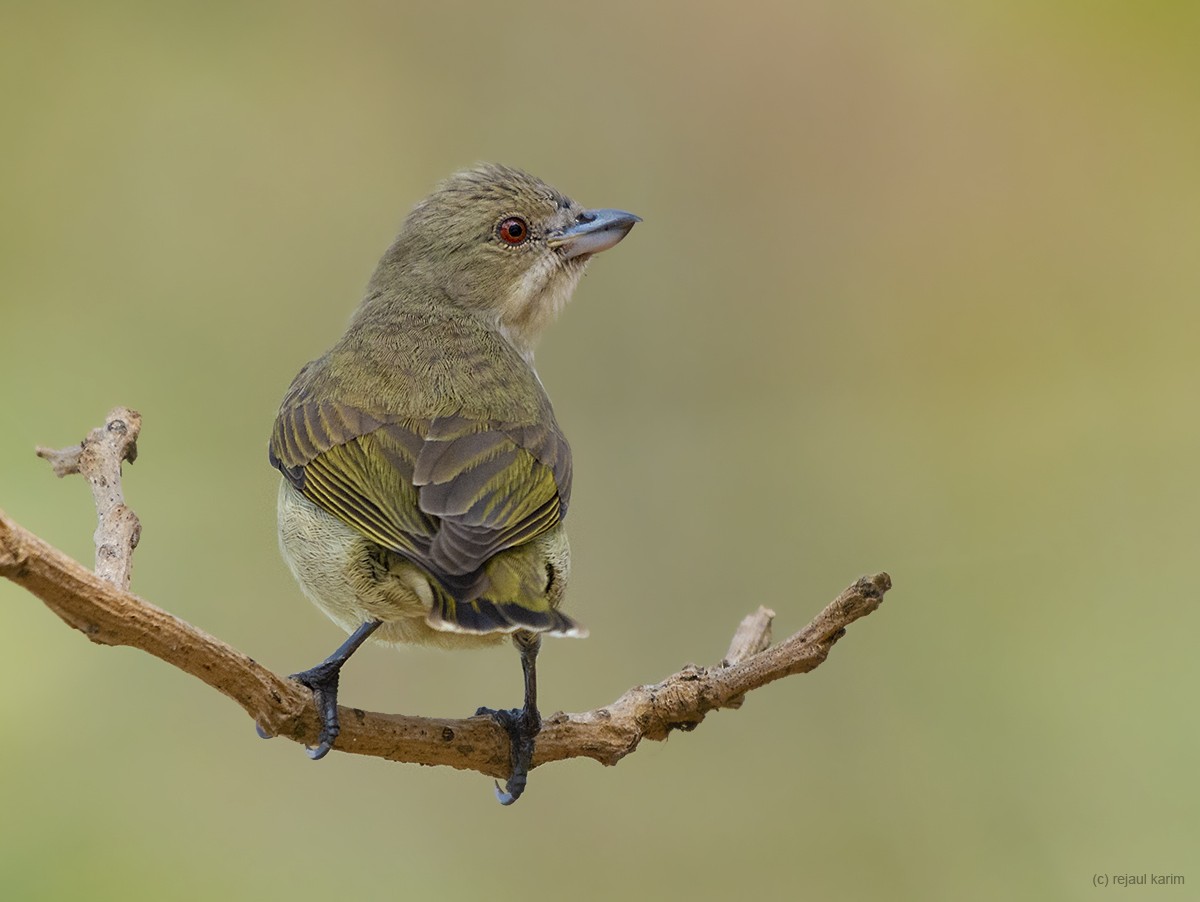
[2, 2, 1197, 899]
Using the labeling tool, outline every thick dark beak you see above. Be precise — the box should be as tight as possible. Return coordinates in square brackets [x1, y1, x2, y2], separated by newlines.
[547, 208, 641, 260]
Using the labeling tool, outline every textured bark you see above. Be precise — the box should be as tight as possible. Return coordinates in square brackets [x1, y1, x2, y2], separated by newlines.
[1, 410, 893, 781]
[36, 407, 142, 590]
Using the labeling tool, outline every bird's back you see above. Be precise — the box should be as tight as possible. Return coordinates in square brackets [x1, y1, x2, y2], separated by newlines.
[301, 295, 555, 424]
[269, 292, 575, 634]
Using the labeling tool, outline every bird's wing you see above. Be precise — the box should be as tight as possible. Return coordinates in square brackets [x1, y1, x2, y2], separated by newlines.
[269, 397, 572, 593]
[412, 413, 571, 576]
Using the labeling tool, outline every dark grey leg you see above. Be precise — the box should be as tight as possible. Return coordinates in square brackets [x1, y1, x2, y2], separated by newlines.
[290, 619, 382, 760]
[477, 630, 542, 806]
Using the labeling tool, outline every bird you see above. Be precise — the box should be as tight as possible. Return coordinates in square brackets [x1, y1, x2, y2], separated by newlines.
[267, 163, 639, 804]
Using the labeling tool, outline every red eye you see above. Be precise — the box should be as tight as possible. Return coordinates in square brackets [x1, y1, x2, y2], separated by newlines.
[498, 216, 529, 245]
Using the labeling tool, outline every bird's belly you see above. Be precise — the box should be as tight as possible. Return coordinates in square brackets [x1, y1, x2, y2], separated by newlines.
[275, 479, 503, 649]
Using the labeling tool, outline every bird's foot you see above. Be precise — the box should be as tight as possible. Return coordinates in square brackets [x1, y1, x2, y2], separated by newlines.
[476, 704, 542, 806]
[290, 660, 344, 760]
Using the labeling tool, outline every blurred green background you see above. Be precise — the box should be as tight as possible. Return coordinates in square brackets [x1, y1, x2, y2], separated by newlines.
[2, 2, 1198, 899]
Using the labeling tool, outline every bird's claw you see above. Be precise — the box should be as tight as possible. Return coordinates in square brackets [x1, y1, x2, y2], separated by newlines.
[493, 780, 517, 806]
[291, 661, 343, 760]
[477, 705, 540, 806]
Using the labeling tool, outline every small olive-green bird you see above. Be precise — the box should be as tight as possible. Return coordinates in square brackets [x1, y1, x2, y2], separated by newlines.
[268, 163, 638, 804]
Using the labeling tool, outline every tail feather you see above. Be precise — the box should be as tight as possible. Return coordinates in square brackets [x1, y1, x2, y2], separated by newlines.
[427, 591, 586, 638]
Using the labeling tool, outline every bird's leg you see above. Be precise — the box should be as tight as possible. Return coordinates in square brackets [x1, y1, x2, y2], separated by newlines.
[288, 619, 382, 760]
[476, 630, 542, 806]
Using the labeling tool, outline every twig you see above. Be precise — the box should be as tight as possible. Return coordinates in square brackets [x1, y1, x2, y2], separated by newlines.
[36, 407, 142, 590]
[1, 411, 893, 781]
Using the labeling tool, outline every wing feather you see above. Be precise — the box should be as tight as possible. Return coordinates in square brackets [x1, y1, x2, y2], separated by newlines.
[270, 397, 570, 596]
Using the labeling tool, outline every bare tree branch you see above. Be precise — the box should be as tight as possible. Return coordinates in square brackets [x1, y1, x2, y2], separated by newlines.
[1, 410, 893, 781]
[36, 407, 142, 590]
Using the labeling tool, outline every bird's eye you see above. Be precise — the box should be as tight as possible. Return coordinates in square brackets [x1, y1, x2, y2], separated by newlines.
[497, 216, 529, 246]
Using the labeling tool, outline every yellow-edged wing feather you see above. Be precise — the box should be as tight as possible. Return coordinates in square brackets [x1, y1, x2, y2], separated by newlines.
[270, 398, 571, 602]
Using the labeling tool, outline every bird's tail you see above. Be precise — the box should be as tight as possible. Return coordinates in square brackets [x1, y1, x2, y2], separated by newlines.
[426, 592, 586, 637]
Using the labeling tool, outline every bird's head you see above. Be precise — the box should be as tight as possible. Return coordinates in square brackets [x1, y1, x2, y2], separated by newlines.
[371, 163, 639, 358]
